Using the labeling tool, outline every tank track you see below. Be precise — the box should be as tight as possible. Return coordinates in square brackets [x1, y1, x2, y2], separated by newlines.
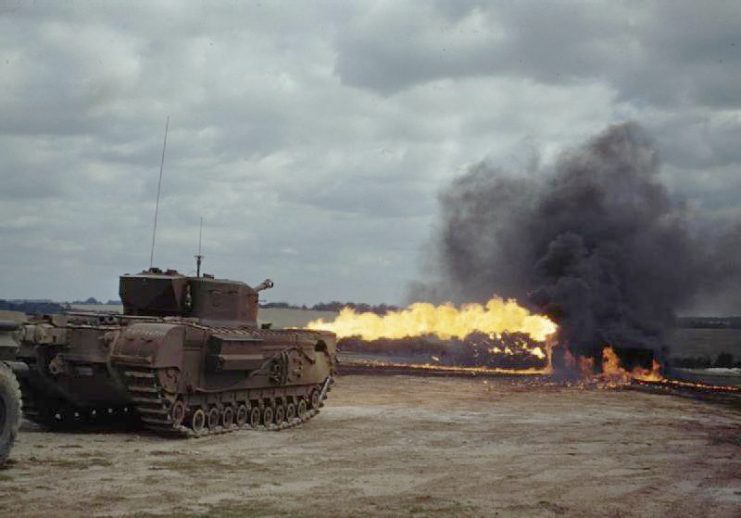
[19, 393, 138, 429]
[18, 363, 334, 436]
[15, 358, 71, 428]
[121, 366, 334, 437]
[18, 364, 138, 430]
[15, 359, 44, 424]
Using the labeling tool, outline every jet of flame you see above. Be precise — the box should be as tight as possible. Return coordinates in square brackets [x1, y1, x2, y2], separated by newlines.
[306, 297, 557, 342]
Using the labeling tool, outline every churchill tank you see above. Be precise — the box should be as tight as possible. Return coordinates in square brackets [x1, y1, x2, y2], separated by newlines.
[15, 268, 337, 436]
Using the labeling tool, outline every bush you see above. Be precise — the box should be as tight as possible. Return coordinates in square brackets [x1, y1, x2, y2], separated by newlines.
[714, 352, 735, 368]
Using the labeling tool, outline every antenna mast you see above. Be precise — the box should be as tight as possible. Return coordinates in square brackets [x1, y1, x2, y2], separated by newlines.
[149, 116, 170, 269]
[195, 217, 204, 277]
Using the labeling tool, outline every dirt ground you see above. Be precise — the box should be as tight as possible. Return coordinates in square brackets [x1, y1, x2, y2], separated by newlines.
[1, 375, 739, 518]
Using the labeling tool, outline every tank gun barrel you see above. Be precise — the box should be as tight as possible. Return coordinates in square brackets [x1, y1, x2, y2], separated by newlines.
[254, 279, 274, 292]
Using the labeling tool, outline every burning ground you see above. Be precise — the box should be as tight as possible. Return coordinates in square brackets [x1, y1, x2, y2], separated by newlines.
[308, 297, 557, 374]
[307, 295, 741, 395]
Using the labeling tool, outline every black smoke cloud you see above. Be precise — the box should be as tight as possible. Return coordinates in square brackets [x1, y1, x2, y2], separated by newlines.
[415, 122, 740, 362]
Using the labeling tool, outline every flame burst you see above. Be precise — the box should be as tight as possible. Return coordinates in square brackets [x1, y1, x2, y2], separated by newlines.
[566, 346, 664, 387]
[306, 297, 557, 342]
[601, 347, 663, 382]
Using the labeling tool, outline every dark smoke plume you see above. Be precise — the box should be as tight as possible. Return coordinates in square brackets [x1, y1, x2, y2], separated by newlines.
[414, 123, 740, 364]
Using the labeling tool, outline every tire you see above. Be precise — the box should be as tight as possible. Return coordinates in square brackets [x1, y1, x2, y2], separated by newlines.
[0, 363, 22, 465]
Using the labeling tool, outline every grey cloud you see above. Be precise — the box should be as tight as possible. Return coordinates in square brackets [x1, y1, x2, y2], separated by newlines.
[0, 1, 739, 309]
[648, 114, 741, 170]
[334, 1, 741, 111]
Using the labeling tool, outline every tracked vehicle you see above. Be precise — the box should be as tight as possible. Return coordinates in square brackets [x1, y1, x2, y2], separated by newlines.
[15, 268, 337, 436]
[0, 319, 22, 464]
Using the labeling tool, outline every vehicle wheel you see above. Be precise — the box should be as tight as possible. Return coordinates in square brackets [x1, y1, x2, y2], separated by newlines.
[274, 404, 286, 424]
[235, 404, 249, 427]
[190, 408, 206, 434]
[0, 364, 21, 465]
[285, 402, 296, 421]
[170, 400, 186, 426]
[43, 403, 69, 430]
[262, 406, 274, 426]
[249, 406, 261, 428]
[207, 407, 221, 430]
[297, 399, 307, 419]
[310, 389, 320, 409]
[222, 406, 234, 429]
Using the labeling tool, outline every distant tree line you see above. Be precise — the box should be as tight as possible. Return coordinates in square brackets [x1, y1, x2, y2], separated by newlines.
[0, 300, 67, 314]
[671, 352, 740, 369]
[260, 301, 400, 315]
[69, 297, 121, 305]
[676, 316, 741, 329]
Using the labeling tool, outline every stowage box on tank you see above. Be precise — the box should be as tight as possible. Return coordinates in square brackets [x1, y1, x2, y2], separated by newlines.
[15, 268, 337, 436]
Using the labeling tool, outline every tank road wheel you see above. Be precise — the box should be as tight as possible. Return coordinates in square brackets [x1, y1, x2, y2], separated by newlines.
[222, 406, 235, 429]
[71, 408, 87, 426]
[47, 404, 77, 430]
[249, 406, 261, 429]
[297, 399, 307, 419]
[170, 400, 186, 427]
[310, 389, 320, 409]
[190, 408, 206, 434]
[0, 364, 22, 465]
[44, 405, 67, 429]
[274, 403, 286, 425]
[262, 406, 274, 427]
[236, 404, 249, 427]
[285, 402, 296, 421]
[207, 407, 221, 430]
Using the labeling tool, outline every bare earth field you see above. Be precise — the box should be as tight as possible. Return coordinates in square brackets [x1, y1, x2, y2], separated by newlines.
[1, 375, 739, 518]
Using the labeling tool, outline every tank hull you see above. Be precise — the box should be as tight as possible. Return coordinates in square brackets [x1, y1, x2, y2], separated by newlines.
[17, 313, 337, 435]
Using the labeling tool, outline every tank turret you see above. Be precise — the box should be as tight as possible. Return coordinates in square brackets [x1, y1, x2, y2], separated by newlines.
[119, 267, 274, 326]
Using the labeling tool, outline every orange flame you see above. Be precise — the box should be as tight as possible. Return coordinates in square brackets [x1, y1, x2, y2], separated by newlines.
[602, 346, 664, 381]
[561, 346, 664, 386]
[306, 297, 557, 342]
[599, 346, 663, 384]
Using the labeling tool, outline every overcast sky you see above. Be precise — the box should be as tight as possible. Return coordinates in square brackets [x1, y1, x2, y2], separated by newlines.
[0, 0, 739, 305]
